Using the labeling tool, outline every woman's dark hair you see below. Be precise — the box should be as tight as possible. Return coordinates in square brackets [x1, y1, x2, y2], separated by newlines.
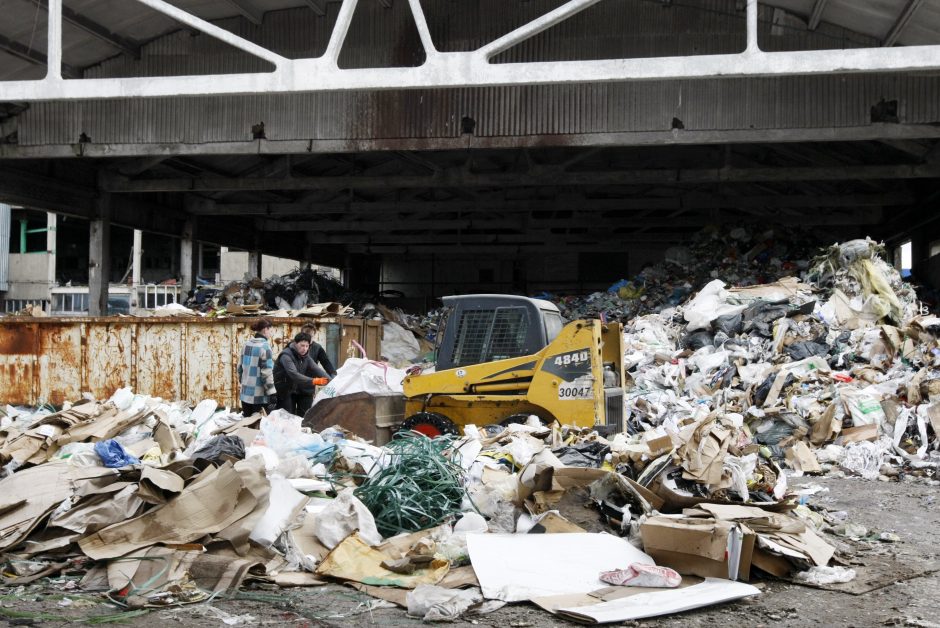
[250, 318, 273, 332]
[293, 332, 312, 344]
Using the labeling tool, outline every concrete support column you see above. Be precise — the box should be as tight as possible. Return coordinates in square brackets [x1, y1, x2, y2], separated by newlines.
[180, 217, 197, 293]
[132, 230, 143, 287]
[46, 213, 57, 293]
[247, 250, 262, 279]
[300, 242, 313, 271]
[88, 194, 111, 316]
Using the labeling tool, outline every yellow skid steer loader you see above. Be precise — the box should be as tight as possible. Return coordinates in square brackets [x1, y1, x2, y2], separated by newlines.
[401, 295, 625, 436]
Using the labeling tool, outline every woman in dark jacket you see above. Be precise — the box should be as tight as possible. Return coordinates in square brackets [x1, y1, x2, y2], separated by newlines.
[273, 332, 330, 417]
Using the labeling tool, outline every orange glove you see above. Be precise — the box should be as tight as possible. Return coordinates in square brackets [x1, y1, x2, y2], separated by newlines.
[311, 377, 329, 386]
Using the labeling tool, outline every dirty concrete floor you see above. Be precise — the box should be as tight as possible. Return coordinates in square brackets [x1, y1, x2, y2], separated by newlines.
[2, 475, 939, 628]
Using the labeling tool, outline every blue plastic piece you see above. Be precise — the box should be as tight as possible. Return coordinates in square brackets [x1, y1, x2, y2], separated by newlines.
[94, 439, 140, 468]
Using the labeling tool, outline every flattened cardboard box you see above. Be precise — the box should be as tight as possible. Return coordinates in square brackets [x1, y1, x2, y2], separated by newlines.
[641, 516, 755, 582]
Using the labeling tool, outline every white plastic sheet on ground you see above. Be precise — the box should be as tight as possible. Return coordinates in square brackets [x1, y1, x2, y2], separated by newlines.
[466, 533, 654, 602]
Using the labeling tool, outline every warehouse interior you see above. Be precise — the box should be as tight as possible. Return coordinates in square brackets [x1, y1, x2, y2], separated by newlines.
[2, 0, 940, 307]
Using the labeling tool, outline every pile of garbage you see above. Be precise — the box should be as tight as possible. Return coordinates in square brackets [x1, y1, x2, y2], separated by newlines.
[0, 387, 839, 623]
[184, 267, 367, 316]
[620, 238, 937, 493]
[544, 226, 829, 322]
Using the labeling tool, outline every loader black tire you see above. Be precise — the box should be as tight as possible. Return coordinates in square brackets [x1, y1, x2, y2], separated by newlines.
[399, 412, 459, 438]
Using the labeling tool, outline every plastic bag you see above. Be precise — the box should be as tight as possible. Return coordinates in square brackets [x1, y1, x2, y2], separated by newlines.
[249, 476, 308, 548]
[841, 440, 887, 479]
[380, 322, 421, 367]
[312, 489, 383, 549]
[312, 358, 407, 406]
[599, 563, 681, 588]
[93, 439, 140, 468]
[683, 280, 747, 331]
[793, 566, 856, 585]
[406, 585, 483, 622]
[192, 435, 245, 464]
[252, 411, 304, 457]
[841, 389, 886, 427]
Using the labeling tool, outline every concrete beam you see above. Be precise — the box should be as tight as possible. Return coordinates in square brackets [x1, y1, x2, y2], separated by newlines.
[5, 0, 940, 102]
[8, 125, 940, 160]
[106, 163, 940, 194]
[262, 207, 882, 232]
[200, 193, 912, 217]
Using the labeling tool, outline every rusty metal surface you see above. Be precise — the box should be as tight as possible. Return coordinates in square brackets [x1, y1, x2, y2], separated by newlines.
[0, 316, 381, 407]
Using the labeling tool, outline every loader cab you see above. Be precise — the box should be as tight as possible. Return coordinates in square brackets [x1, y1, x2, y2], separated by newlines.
[435, 294, 564, 371]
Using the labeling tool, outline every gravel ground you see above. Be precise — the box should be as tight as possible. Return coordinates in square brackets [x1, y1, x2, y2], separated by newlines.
[2, 475, 939, 628]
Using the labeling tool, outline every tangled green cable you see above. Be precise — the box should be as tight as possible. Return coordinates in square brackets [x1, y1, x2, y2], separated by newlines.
[354, 433, 467, 538]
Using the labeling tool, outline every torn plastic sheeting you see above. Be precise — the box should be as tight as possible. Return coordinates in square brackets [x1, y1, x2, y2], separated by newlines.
[407, 585, 484, 622]
[466, 533, 654, 603]
[552, 577, 760, 624]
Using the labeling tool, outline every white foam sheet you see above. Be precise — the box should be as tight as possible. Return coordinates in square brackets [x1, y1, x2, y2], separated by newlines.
[467, 533, 654, 602]
[557, 578, 760, 624]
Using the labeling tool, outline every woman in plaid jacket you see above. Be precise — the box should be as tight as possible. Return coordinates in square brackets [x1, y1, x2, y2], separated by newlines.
[238, 318, 277, 415]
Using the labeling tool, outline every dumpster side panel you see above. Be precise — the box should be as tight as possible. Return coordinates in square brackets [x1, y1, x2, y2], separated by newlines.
[37, 323, 82, 406]
[0, 323, 37, 405]
[186, 324, 235, 406]
[84, 323, 134, 402]
[136, 323, 183, 402]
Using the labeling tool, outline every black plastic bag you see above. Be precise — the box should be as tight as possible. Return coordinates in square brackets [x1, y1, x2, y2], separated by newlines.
[192, 435, 246, 464]
[552, 441, 611, 468]
[713, 313, 743, 335]
[785, 341, 829, 361]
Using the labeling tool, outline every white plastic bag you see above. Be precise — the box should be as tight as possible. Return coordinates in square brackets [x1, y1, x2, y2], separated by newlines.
[380, 322, 422, 367]
[249, 476, 308, 548]
[311, 489, 383, 548]
[683, 280, 748, 332]
[312, 358, 407, 406]
[406, 585, 483, 622]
